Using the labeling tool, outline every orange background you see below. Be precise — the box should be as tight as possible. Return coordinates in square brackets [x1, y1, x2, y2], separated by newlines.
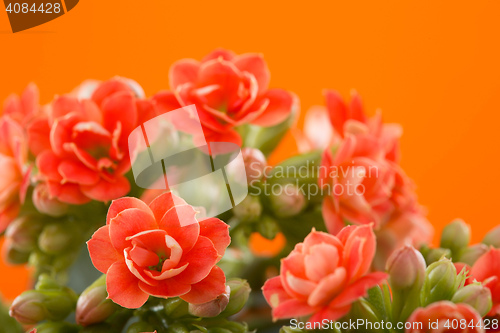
[1, 1, 499, 300]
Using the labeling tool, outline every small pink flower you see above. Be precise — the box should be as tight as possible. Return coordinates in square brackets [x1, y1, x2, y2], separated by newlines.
[87, 192, 230, 308]
[470, 248, 500, 316]
[262, 224, 387, 323]
[405, 301, 485, 333]
[155, 48, 298, 145]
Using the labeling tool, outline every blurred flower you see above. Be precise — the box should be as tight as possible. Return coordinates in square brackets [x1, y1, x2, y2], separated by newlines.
[2, 83, 42, 126]
[405, 301, 485, 333]
[293, 105, 337, 153]
[249, 232, 286, 258]
[155, 48, 298, 145]
[458, 244, 489, 267]
[32, 182, 68, 217]
[262, 224, 387, 323]
[452, 283, 492, 317]
[76, 275, 118, 326]
[240, 147, 267, 184]
[4, 215, 44, 253]
[440, 219, 471, 256]
[87, 192, 230, 308]
[219, 278, 251, 317]
[387, 245, 426, 291]
[470, 248, 500, 316]
[188, 285, 230, 317]
[30, 78, 158, 204]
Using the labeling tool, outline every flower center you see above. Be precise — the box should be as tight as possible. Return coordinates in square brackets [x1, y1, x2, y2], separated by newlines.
[148, 253, 170, 272]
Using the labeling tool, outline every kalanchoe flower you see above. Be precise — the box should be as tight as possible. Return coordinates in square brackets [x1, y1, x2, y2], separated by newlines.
[405, 301, 485, 333]
[76, 275, 118, 326]
[188, 285, 230, 317]
[469, 248, 500, 316]
[30, 78, 158, 204]
[87, 192, 230, 308]
[440, 219, 471, 257]
[4, 215, 45, 253]
[154, 48, 299, 145]
[262, 224, 387, 323]
[458, 244, 489, 267]
[483, 225, 500, 248]
[452, 283, 493, 317]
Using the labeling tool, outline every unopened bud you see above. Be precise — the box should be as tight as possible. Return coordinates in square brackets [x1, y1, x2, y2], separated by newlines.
[257, 216, 280, 240]
[421, 258, 461, 306]
[10, 275, 77, 324]
[2, 239, 30, 264]
[452, 283, 493, 317]
[38, 222, 75, 254]
[241, 148, 267, 184]
[440, 219, 470, 255]
[387, 245, 426, 291]
[162, 298, 189, 319]
[166, 323, 189, 333]
[483, 225, 500, 247]
[5, 215, 45, 252]
[270, 184, 305, 217]
[76, 275, 118, 326]
[458, 244, 489, 266]
[188, 286, 230, 318]
[423, 247, 451, 265]
[32, 183, 68, 217]
[219, 279, 251, 317]
[233, 195, 262, 222]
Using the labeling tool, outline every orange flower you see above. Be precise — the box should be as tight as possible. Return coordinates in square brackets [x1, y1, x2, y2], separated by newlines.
[470, 248, 500, 316]
[87, 192, 230, 308]
[262, 224, 386, 323]
[406, 301, 485, 333]
[155, 48, 298, 145]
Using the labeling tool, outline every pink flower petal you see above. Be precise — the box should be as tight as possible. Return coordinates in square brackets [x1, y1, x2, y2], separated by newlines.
[107, 196, 153, 225]
[233, 53, 270, 93]
[101, 91, 137, 135]
[158, 204, 200, 252]
[198, 218, 230, 257]
[169, 59, 200, 89]
[180, 266, 226, 304]
[108, 208, 158, 252]
[80, 176, 131, 202]
[138, 277, 191, 299]
[251, 89, 296, 127]
[148, 192, 187, 222]
[173, 236, 219, 285]
[106, 261, 149, 309]
[58, 160, 100, 185]
[87, 225, 122, 273]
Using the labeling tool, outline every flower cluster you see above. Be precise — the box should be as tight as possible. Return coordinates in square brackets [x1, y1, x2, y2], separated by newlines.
[0, 49, 498, 333]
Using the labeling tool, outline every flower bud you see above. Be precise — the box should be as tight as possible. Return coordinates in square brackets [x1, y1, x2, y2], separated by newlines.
[483, 225, 500, 247]
[1, 239, 30, 264]
[458, 244, 489, 266]
[219, 279, 251, 317]
[166, 323, 189, 333]
[76, 275, 118, 326]
[440, 219, 470, 255]
[257, 216, 280, 240]
[421, 258, 461, 306]
[452, 283, 493, 317]
[188, 286, 230, 317]
[387, 245, 426, 291]
[162, 298, 189, 319]
[38, 222, 76, 254]
[270, 184, 306, 217]
[10, 275, 77, 324]
[241, 148, 267, 184]
[32, 183, 69, 217]
[233, 195, 262, 222]
[423, 247, 451, 265]
[5, 215, 45, 252]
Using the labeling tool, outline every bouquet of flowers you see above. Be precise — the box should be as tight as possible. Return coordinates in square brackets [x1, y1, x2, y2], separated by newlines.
[1, 49, 499, 333]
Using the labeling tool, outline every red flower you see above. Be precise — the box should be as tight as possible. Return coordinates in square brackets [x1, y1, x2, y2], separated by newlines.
[262, 224, 387, 323]
[470, 248, 500, 316]
[405, 301, 485, 333]
[0, 84, 37, 232]
[87, 192, 230, 308]
[31, 79, 157, 204]
[155, 48, 298, 145]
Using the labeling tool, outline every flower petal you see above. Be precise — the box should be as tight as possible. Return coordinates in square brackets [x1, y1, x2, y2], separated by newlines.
[169, 59, 200, 89]
[173, 236, 219, 285]
[46, 181, 90, 204]
[198, 218, 230, 257]
[108, 208, 158, 252]
[106, 261, 149, 309]
[80, 176, 131, 202]
[180, 266, 226, 304]
[250, 89, 296, 127]
[106, 197, 153, 225]
[158, 204, 200, 252]
[148, 192, 187, 222]
[87, 225, 122, 273]
[58, 160, 100, 185]
[101, 91, 137, 135]
[138, 277, 191, 299]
